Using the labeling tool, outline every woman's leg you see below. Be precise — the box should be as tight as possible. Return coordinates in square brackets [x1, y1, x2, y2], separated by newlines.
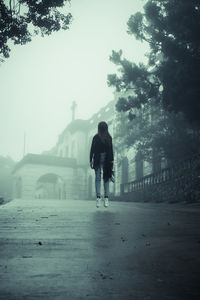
[95, 167, 101, 197]
[104, 179, 109, 198]
[99, 152, 108, 198]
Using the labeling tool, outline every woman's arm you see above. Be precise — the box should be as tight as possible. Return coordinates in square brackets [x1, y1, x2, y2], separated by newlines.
[110, 137, 114, 162]
[90, 136, 95, 166]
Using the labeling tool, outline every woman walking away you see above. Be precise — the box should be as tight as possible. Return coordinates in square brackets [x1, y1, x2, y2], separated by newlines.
[90, 121, 114, 208]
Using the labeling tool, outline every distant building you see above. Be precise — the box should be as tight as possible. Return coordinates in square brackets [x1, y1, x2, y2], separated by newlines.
[12, 92, 162, 200]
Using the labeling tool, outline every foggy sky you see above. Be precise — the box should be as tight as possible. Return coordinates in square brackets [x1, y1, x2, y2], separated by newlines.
[0, 0, 149, 161]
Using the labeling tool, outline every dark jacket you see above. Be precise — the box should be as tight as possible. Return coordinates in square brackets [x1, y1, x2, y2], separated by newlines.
[90, 134, 114, 181]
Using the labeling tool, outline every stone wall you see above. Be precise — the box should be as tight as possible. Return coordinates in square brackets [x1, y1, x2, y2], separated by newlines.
[114, 146, 153, 197]
[13, 162, 87, 200]
[117, 155, 200, 203]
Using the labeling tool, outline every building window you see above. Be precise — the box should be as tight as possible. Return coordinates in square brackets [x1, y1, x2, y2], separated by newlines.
[71, 141, 75, 158]
[65, 146, 69, 157]
[152, 148, 162, 173]
[121, 157, 128, 184]
[135, 151, 143, 180]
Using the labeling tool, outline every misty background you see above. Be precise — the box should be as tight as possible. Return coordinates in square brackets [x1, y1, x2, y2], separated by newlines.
[0, 0, 149, 162]
[1, 0, 199, 204]
[0, 2, 200, 298]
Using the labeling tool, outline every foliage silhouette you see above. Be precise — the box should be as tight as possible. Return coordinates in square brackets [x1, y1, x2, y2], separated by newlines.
[108, 0, 200, 125]
[108, 0, 200, 163]
[0, 0, 72, 61]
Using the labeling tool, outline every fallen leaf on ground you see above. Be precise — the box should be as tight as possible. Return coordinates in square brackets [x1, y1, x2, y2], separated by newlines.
[121, 237, 127, 242]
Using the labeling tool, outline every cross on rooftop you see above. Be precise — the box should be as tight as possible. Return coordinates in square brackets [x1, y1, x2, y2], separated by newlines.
[71, 101, 77, 122]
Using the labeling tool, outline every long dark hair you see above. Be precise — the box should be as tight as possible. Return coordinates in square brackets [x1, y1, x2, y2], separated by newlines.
[98, 121, 111, 145]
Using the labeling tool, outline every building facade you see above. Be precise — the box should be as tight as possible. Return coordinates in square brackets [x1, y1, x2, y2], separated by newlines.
[12, 92, 158, 200]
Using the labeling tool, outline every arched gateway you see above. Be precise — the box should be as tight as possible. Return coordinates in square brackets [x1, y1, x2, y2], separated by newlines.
[12, 154, 87, 200]
[35, 173, 64, 199]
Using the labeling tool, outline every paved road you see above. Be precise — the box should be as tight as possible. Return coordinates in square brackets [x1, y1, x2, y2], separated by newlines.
[0, 199, 200, 300]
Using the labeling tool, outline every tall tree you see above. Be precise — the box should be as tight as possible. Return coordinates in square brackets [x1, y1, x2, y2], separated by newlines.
[0, 0, 72, 61]
[108, 0, 200, 125]
[114, 100, 200, 164]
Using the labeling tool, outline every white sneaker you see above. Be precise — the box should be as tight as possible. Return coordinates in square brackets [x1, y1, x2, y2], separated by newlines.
[96, 198, 101, 208]
[104, 198, 109, 208]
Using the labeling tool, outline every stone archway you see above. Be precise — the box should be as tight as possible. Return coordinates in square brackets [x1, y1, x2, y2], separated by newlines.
[35, 173, 64, 199]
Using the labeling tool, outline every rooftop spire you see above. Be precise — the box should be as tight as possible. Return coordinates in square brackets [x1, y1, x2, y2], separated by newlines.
[71, 101, 77, 122]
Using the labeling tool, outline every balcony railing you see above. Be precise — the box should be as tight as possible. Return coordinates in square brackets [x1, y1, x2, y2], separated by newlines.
[120, 154, 200, 196]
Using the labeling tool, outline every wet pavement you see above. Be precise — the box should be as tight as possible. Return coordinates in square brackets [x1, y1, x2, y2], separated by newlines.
[0, 199, 200, 300]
